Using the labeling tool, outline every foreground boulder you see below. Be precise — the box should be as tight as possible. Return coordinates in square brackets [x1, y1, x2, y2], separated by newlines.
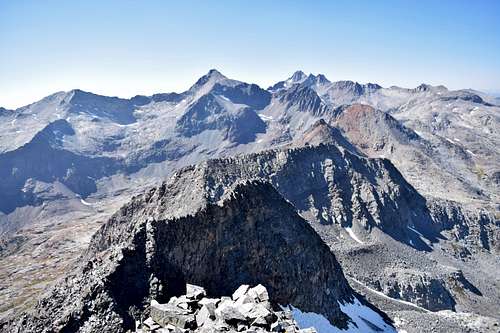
[138, 283, 313, 333]
[4, 179, 384, 332]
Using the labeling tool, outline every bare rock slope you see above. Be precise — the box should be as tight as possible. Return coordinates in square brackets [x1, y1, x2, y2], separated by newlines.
[5, 178, 394, 332]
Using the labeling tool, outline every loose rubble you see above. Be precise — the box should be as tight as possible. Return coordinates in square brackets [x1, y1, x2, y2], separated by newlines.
[136, 284, 315, 333]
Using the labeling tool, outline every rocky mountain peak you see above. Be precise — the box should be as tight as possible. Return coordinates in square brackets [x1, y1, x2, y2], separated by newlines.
[414, 83, 433, 92]
[289, 70, 307, 83]
[292, 118, 361, 154]
[267, 71, 330, 92]
[0, 107, 12, 116]
[5, 178, 367, 332]
[412, 83, 448, 93]
[315, 74, 331, 85]
[190, 69, 229, 91]
[276, 84, 330, 116]
[63, 89, 137, 124]
[330, 81, 364, 95]
[334, 104, 420, 145]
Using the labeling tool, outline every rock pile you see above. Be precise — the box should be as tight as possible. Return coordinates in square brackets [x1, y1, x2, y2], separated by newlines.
[137, 284, 315, 333]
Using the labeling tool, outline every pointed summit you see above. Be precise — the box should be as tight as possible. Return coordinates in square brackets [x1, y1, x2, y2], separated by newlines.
[206, 68, 226, 80]
[188, 69, 231, 95]
[316, 74, 330, 85]
[193, 69, 227, 86]
[289, 70, 307, 83]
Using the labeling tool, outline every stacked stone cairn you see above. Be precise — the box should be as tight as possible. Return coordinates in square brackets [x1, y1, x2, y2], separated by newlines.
[136, 284, 317, 333]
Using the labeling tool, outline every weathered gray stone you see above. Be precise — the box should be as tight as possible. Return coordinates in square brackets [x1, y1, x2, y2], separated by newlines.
[196, 304, 216, 327]
[220, 305, 247, 325]
[150, 301, 196, 329]
[232, 284, 250, 301]
[234, 294, 256, 308]
[247, 284, 270, 302]
[251, 316, 269, 328]
[186, 284, 207, 300]
[143, 317, 160, 331]
[246, 304, 275, 324]
[198, 297, 221, 308]
[237, 323, 248, 331]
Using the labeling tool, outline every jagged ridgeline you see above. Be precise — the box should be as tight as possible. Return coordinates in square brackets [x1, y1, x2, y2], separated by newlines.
[1, 69, 499, 333]
[4, 173, 393, 332]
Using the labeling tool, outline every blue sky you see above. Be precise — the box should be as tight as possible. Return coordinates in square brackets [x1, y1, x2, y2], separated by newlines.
[1, 0, 499, 108]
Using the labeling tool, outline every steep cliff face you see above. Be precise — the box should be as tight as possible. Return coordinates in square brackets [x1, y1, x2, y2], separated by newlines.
[6, 180, 364, 332]
[178, 144, 431, 248]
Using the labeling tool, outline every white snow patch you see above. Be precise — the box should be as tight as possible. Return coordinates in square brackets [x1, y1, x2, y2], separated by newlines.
[453, 138, 460, 142]
[466, 149, 476, 156]
[345, 227, 364, 244]
[11, 119, 16, 125]
[407, 226, 423, 237]
[258, 114, 273, 121]
[350, 278, 431, 313]
[339, 297, 396, 332]
[284, 297, 395, 332]
[286, 306, 341, 332]
[218, 95, 230, 102]
[445, 138, 455, 144]
[115, 123, 136, 127]
[80, 199, 92, 206]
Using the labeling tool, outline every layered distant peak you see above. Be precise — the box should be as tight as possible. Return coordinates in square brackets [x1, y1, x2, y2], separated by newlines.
[414, 83, 432, 92]
[440, 90, 492, 106]
[411, 83, 448, 93]
[189, 69, 231, 93]
[176, 93, 266, 143]
[64, 89, 136, 124]
[268, 71, 330, 92]
[276, 84, 330, 116]
[197, 68, 227, 84]
[289, 70, 307, 83]
[365, 82, 382, 90]
[187, 69, 271, 110]
[315, 73, 331, 85]
[292, 118, 362, 154]
[302, 73, 331, 87]
[0, 107, 12, 117]
[333, 104, 421, 154]
[329, 81, 379, 96]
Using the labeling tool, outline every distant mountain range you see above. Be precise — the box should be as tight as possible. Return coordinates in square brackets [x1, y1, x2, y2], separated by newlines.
[0, 70, 498, 332]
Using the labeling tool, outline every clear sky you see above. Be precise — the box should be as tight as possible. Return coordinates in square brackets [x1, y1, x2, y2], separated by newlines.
[1, 0, 499, 109]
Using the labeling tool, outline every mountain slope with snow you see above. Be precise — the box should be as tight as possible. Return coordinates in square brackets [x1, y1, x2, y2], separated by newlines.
[0, 69, 498, 332]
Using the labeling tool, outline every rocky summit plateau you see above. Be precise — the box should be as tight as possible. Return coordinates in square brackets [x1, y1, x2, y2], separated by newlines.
[0, 69, 499, 333]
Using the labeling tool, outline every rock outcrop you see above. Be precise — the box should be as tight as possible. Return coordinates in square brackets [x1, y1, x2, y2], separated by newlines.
[4, 179, 373, 332]
[137, 283, 315, 333]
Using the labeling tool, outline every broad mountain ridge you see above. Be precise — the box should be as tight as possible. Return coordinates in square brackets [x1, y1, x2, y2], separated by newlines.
[0, 69, 498, 332]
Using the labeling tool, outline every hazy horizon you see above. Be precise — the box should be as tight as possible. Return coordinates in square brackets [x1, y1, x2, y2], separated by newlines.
[1, 0, 499, 109]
